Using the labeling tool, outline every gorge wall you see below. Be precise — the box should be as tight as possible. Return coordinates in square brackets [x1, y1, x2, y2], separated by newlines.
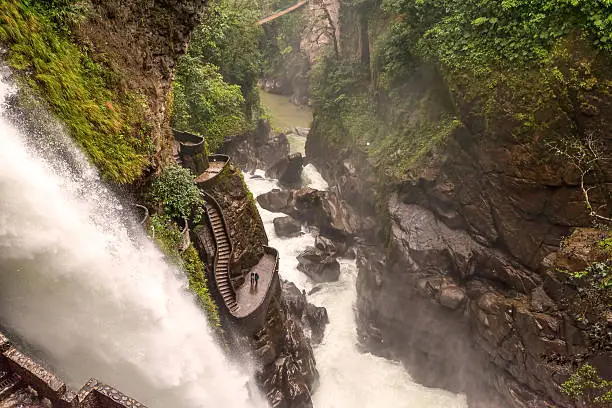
[306, 2, 612, 408]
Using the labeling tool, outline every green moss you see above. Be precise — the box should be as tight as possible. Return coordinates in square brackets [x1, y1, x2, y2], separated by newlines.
[149, 214, 183, 264]
[0, 1, 150, 183]
[181, 244, 221, 328]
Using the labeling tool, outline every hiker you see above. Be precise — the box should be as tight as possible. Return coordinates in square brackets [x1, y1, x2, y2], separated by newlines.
[254, 272, 260, 289]
[250, 271, 256, 289]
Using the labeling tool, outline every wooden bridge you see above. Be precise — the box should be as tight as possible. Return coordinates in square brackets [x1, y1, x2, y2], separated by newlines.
[257, 0, 307, 25]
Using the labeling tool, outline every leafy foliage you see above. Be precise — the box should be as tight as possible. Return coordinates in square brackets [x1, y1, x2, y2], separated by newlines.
[149, 165, 204, 221]
[562, 364, 612, 407]
[382, 0, 612, 76]
[0, 1, 150, 183]
[189, 0, 263, 116]
[173, 60, 247, 152]
[149, 219, 220, 328]
[172, 0, 266, 151]
[182, 245, 221, 328]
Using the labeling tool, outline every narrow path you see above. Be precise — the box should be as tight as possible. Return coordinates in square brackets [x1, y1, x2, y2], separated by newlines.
[203, 198, 239, 314]
[258, 1, 307, 25]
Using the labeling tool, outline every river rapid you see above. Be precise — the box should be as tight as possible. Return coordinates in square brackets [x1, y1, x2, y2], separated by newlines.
[246, 94, 468, 408]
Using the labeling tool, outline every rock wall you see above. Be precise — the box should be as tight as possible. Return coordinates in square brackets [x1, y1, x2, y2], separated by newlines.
[76, 0, 207, 168]
[306, 27, 612, 408]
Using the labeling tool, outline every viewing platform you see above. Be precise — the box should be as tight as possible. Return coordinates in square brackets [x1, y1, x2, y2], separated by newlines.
[201, 192, 280, 334]
[170, 131, 281, 334]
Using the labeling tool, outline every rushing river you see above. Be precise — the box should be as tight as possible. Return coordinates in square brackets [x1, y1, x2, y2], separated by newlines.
[248, 93, 468, 408]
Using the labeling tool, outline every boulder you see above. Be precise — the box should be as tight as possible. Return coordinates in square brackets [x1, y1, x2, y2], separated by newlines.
[281, 280, 329, 345]
[266, 153, 304, 188]
[438, 285, 467, 310]
[297, 246, 340, 282]
[314, 234, 348, 257]
[273, 216, 302, 238]
[257, 189, 292, 213]
[304, 303, 329, 344]
[294, 127, 310, 137]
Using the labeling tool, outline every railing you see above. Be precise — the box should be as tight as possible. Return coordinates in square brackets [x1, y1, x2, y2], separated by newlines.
[236, 246, 281, 334]
[172, 129, 205, 156]
[132, 204, 149, 226]
[195, 154, 231, 186]
[201, 191, 237, 312]
[0, 332, 148, 408]
[208, 154, 230, 164]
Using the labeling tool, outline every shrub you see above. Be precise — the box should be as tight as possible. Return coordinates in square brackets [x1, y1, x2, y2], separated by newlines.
[562, 364, 612, 407]
[149, 165, 204, 221]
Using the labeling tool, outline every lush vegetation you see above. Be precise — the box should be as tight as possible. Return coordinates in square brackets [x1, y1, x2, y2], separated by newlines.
[309, 0, 612, 185]
[382, 0, 612, 77]
[149, 216, 220, 328]
[0, 0, 151, 183]
[182, 245, 221, 329]
[172, 0, 266, 152]
[148, 165, 204, 222]
[562, 364, 612, 407]
[149, 214, 185, 264]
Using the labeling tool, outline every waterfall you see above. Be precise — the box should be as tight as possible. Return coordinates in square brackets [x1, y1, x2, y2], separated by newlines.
[0, 72, 257, 407]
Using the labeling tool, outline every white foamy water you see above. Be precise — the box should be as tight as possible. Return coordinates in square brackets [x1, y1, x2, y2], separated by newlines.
[0, 74, 259, 407]
[245, 170, 468, 408]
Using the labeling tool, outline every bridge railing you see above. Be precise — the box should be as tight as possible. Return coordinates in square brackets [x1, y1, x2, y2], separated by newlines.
[0, 332, 148, 408]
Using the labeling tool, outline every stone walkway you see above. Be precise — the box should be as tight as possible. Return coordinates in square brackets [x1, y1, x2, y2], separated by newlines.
[195, 161, 225, 183]
[234, 252, 277, 318]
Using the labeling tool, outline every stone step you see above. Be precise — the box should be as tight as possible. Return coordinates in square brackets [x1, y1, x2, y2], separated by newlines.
[0, 373, 20, 400]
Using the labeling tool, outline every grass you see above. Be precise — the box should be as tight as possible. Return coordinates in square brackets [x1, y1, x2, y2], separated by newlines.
[0, 0, 150, 183]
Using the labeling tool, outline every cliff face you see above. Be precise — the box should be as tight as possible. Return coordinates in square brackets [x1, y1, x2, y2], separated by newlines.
[75, 0, 207, 168]
[306, 4, 612, 408]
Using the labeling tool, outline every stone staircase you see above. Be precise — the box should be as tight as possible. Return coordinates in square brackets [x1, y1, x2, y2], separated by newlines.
[0, 371, 20, 403]
[203, 196, 239, 314]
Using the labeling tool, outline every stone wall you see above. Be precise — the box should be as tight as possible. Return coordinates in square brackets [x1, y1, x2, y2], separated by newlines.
[0, 332, 147, 408]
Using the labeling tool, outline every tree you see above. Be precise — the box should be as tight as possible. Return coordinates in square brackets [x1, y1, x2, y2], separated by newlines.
[562, 364, 612, 408]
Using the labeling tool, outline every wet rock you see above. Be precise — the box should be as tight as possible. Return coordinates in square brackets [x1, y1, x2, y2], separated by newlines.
[274, 216, 302, 238]
[257, 189, 292, 213]
[281, 280, 329, 345]
[314, 234, 347, 257]
[304, 304, 329, 344]
[258, 187, 356, 242]
[438, 285, 466, 310]
[297, 246, 340, 282]
[266, 153, 304, 188]
[294, 127, 310, 137]
[252, 298, 317, 408]
[221, 119, 290, 172]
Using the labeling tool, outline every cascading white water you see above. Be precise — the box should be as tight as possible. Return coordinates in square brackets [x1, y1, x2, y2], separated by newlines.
[0, 72, 259, 407]
[245, 146, 469, 408]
